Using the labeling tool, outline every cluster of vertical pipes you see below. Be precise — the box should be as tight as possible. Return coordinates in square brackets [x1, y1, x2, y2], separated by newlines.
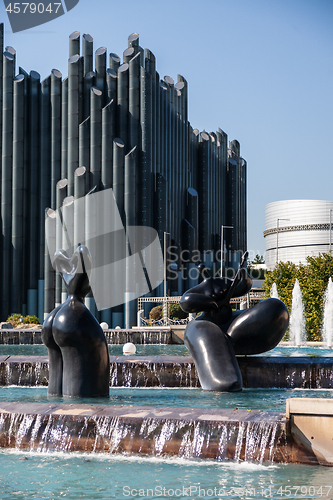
[0, 24, 247, 327]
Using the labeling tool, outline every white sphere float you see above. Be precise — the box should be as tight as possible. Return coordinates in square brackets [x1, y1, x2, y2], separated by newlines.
[123, 342, 136, 355]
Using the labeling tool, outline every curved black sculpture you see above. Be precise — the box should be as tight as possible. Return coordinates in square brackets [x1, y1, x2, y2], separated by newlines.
[42, 245, 110, 397]
[180, 252, 289, 392]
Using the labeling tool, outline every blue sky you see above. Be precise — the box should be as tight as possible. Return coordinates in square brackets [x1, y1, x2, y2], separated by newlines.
[1, 0, 332, 258]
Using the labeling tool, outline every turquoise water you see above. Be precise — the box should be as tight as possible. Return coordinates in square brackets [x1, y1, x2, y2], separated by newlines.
[1, 343, 333, 357]
[1, 450, 333, 500]
[1, 386, 333, 412]
[1, 349, 333, 497]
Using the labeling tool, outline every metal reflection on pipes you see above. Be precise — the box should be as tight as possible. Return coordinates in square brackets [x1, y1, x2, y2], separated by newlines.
[11, 74, 25, 314]
[27, 69, 41, 317]
[102, 99, 115, 190]
[1, 51, 14, 317]
[90, 86, 102, 191]
[82, 33, 93, 75]
[95, 46, 106, 97]
[106, 68, 117, 104]
[69, 31, 80, 58]
[117, 63, 129, 148]
[109, 52, 121, 72]
[68, 55, 80, 196]
[51, 69, 62, 209]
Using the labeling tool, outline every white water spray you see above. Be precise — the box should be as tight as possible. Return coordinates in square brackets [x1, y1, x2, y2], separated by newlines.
[270, 283, 279, 300]
[323, 277, 333, 348]
[289, 279, 306, 347]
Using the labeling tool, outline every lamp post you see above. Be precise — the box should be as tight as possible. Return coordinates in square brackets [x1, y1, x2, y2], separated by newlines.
[221, 225, 233, 277]
[163, 232, 170, 324]
[276, 218, 290, 264]
[329, 208, 333, 253]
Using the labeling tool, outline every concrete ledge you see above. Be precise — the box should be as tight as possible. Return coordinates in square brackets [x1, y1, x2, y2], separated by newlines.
[1, 356, 333, 388]
[0, 402, 288, 462]
[238, 356, 333, 389]
[286, 398, 333, 465]
[287, 398, 333, 416]
[0, 330, 42, 344]
[0, 329, 173, 345]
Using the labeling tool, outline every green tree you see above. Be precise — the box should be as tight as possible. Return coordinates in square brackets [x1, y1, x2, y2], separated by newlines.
[247, 254, 266, 280]
[249, 254, 265, 265]
[263, 253, 333, 341]
[299, 254, 333, 340]
[263, 261, 298, 311]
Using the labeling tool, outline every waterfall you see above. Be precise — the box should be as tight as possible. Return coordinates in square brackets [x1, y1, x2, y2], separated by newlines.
[323, 277, 333, 348]
[104, 329, 171, 345]
[3, 361, 48, 386]
[0, 407, 285, 464]
[289, 279, 306, 346]
[109, 360, 199, 388]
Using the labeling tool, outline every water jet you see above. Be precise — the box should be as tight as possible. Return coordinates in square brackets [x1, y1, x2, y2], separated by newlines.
[289, 279, 306, 347]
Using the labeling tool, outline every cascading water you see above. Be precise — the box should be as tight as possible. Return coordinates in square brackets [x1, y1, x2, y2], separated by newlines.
[0, 407, 285, 464]
[270, 283, 279, 299]
[289, 279, 306, 347]
[323, 277, 333, 348]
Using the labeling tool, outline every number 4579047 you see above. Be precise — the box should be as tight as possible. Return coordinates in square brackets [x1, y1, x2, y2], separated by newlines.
[5, 3, 62, 14]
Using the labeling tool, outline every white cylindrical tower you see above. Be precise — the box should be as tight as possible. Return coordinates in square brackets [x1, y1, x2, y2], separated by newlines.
[264, 200, 333, 270]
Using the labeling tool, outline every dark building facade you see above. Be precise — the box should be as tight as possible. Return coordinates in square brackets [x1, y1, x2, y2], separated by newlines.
[0, 25, 247, 327]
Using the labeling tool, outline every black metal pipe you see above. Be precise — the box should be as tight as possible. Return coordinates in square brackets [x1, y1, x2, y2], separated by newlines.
[1, 51, 14, 318]
[51, 69, 62, 209]
[44, 208, 56, 318]
[11, 74, 25, 314]
[90, 86, 102, 191]
[102, 99, 115, 190]
[129, 52, 141, 151]
[106, 68, 117, 104]
[27, 70, 41, 316]
[124, 145, 137, 328]
[61, 78, 68, 180]
[68, 55, 80, 196]
[55, 178, 68, 306]
[109, 53, 120, 73]
[82, 33, 93, 75]
[95, 46, 106, 98]
[74, 166, 86, 249]
[117, 63, 129, 148]
[79, 117, 90, 192]
[69, 31, 80, 58]
[39, 75, 51, 321]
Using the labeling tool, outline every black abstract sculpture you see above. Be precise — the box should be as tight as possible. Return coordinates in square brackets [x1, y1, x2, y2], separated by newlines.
[180, 252, 289, 392]
[42, 245, 110, 397]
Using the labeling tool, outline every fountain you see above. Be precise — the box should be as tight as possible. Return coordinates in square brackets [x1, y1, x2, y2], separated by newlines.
[323, 277, 333, 348]
[1, 254, 333, 495]
[270, 283, 279, 299]
[289, 279, 306, 347]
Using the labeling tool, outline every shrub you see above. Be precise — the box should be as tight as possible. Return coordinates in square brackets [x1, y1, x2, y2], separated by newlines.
[168, 303, 188, 320]
[6, 314, 40, 328]
[6, 314, 22, 328]
[23, 315, 40, 325]
[148, 303, 188, 321]
[149, 305, 163, 321]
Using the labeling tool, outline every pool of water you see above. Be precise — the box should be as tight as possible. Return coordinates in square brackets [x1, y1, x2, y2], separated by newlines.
[1, 343, 333, 357]
[1, 386, 333, 412]
[0, 450, 332, 500]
